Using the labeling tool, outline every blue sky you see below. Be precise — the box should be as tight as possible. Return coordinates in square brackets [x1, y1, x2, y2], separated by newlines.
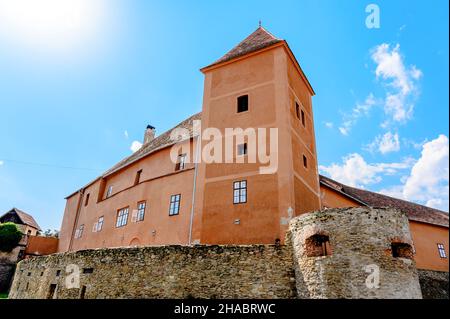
[0, 0, 448, 230]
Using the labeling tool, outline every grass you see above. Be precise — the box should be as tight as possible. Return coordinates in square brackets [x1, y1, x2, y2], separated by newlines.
[0, 293, 8, 299]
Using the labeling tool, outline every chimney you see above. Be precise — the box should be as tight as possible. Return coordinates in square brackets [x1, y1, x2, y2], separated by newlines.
[143, 125, 156, 144]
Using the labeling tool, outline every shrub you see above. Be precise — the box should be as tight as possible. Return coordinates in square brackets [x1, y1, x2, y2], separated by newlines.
[0, 223, 23, 252]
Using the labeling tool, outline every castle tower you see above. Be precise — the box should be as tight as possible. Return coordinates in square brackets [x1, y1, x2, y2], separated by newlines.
[289, 207, 422, 299]
[191, 27, 321, 244]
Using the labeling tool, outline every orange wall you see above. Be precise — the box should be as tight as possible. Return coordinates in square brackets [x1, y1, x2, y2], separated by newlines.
[58, 139, 197, 252]
[410, 221, 449, 271]
[195, 45, 320, 244]
[25, 236, 59, 256]
[320, 185, 360, 209]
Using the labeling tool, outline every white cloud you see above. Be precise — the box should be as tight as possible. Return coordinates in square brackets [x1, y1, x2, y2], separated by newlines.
[366, 132, 400, 154]
[319, 153, 412, 188]
[130, 141, 142, 153]
[124, 130, 129, 139]
[325, 122, 334, 129]
[371, 43, 422, 123]
[380, 135, 449, 212]
[338, 93, 377, 135]
[0, 160, 3, 166]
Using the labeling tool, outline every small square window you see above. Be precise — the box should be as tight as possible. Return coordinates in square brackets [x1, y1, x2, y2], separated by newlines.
[303, 155, 308, 168]
[237, 95, 248, 113]
[169, 194, 181, 216]
[301, 110, 306, 127]
[237, 143, 247, 156]
[84, 193, 90, 206]
[295, 102, 300, 119]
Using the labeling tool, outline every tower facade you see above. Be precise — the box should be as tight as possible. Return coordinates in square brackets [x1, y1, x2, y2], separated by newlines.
[191, 27, 321, 244]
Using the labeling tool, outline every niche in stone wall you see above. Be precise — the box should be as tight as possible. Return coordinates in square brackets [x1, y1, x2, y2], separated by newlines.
[305, 234, 332, 257]
[391, 242, 414, 259]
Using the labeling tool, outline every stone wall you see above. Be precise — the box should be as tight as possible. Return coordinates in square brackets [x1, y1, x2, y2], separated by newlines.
[418, 270, 449, 299]
[8, 207, 432, 299]
[288, 207, 423, 299]
[9, 245, 296, 299]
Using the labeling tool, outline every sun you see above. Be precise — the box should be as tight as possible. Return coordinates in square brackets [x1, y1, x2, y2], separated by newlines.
[0, 0, 106, 54]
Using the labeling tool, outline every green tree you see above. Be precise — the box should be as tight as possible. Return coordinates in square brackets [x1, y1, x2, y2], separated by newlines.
[0, 223, 23, 252]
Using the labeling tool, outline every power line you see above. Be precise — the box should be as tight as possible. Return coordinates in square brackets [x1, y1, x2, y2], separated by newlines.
[0, 158, 104, 171]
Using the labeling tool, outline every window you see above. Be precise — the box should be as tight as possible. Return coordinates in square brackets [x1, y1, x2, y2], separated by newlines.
[233, 180, 247, 204]
[95, 216, 104, 232]
[83, 268, 94, 274]
[56, 270, 61, 277]
[438, 244, 447, 258]
[116, 208, 129, 228]
[134, 170, 142, 185]
[27, 230, 32, 236]
[84, 193, 90, 206]
[106, 185, 113, 198]
[137, 201, 146, 221]
[303, 155, 308, 168]
[391, 242, 414, 259]
[295, 102, 300, 119]
[237, 95, 248, 113]
[75, 224, 84, 239]
[237, 143, 247, 156]
[175, 154, 187, 171]
[305, 234, 331, 257]
[301, 110, 306, 127]
[169, 194, 181, 216]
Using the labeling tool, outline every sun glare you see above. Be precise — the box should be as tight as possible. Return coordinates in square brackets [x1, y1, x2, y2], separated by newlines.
[0, 0, 107, 55]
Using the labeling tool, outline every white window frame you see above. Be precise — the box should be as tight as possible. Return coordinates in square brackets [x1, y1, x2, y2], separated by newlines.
[137, 202, 146, 222]
[116, 208, 129, 228]
[169, 194, 181, 216]
[438, 243, 447, 258]
[233, 180, 247, 204]
[96, 216, 104, 232]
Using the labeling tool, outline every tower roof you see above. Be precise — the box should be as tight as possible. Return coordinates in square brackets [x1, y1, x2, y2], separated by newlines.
[205, 26, 283, 69]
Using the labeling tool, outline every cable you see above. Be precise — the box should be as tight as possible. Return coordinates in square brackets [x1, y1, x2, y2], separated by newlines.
[0, 158, 104, 171]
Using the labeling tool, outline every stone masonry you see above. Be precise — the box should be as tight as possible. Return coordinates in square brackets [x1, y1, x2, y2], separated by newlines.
[289, 207, 423, 298]
[9, 207, 430, 299]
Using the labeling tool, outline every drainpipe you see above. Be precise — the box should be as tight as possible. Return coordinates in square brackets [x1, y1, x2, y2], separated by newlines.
[188, 134, 201, 245]
[68, 189, 84, 251]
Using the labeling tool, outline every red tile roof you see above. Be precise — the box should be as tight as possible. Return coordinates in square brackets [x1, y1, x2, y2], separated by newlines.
[204, 26, 283, 69]
[320, 175, 449, 228]
[104, 112, 201, 177]
[0, 208, 41, 230]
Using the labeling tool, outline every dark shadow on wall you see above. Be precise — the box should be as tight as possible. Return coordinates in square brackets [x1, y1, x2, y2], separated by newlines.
[418, 270, 449, 299]
[0, 262, 16, 294]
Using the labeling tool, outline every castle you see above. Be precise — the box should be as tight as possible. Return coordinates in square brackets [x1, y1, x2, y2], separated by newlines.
[56, 26, 448, 274]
